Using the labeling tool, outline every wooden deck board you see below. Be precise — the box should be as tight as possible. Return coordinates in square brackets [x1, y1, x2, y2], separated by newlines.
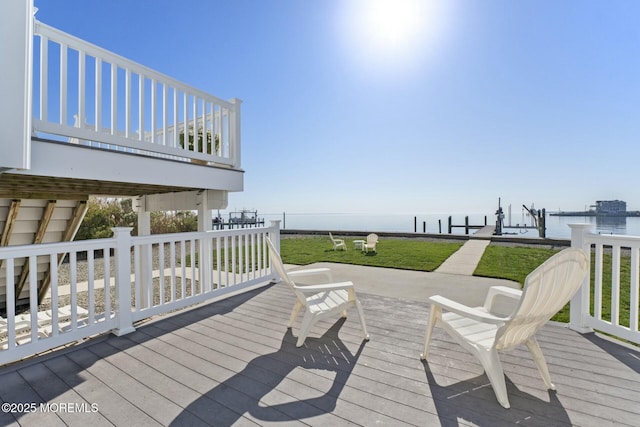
[39, 354, 160, 426]
[0, 282, 638, 426]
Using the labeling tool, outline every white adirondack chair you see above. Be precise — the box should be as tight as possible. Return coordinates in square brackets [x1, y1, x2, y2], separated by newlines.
[329, 232, 346, 251]
[266, 237, 369, 347]
[363, 233, 378, 253]
[421, 247, 589, 408]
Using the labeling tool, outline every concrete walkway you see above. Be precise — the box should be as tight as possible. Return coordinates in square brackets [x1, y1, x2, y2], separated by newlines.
[435, 225, 494, 275]
[291, 262, 519, 312]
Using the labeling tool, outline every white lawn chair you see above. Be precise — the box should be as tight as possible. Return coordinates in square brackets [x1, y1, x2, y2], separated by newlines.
[363, 233, 378, 253]
[266, 237, 369, 347]
[329, 232, 347, 251]
[420, 247, 589, 408]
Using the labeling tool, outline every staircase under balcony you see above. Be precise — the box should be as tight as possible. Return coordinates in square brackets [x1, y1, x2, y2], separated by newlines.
[0, 198, 87, 307]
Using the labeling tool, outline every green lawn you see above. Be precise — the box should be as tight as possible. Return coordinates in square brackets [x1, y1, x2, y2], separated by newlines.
[280, 236, 638, 330]
[474, 245, 559, 284]
[280, 236, 463, 272]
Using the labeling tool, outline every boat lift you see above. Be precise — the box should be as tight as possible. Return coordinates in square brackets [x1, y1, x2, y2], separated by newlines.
[495, 198, 546, 238]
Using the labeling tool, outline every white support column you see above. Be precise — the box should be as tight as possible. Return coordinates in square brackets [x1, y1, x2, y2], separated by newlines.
[197, 192, 213, 232]
[0, 0, 34, 170]
[569, 223, 595, 333]
[136, 196, 152, 309]
[112, 227, 135, 336]
[197, 191, 213, 292]
[229, 98, 242, 169]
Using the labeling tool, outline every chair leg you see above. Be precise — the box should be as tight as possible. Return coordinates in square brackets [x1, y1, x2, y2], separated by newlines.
[421, 305, 440, 359]
[354, 299, 370, 341]
[296, 312, 317, 347]
[288, 300, 303, 327]
[477, 349, 510, 409]
[525, 336, 555, 390]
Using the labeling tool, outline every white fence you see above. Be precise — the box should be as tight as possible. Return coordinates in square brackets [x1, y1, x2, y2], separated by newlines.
[0, 225, 278, 366]
[32, 20, 241, 168]
[569, 224, 640, 344]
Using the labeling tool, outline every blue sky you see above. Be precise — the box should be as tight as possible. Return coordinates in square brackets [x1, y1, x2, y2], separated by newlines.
[36, 0, 640, 216]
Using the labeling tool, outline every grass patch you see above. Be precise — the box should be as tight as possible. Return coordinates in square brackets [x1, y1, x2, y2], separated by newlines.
[474, 245, 559, 284]
[280, 236, 463, 272]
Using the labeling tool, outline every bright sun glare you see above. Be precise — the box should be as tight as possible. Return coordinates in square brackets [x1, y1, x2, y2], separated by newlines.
[342, 0, 448, 74]
[364, 0, 424, 50]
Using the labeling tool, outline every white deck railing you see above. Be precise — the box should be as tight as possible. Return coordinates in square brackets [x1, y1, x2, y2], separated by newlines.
[569, 224, 640, 345]
[31, 20, 241, 168]
[0, 225, 278, 366]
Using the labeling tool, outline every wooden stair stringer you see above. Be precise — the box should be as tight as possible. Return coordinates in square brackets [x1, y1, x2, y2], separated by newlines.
[0, 198, 89, 307]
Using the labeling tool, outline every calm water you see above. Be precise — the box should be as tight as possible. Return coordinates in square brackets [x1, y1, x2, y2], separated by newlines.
[260, 212, 640, 240]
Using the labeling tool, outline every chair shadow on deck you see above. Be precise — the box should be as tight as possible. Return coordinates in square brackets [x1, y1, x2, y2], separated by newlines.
[422, 361, 572, 427]
[170, 318, 366, 426]
[1, 283, 366, 426]
[582, 332, 640, 374]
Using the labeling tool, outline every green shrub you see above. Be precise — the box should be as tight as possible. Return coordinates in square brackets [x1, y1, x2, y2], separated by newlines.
[75, 199, 137, 240]
[75, 198, 198, 240]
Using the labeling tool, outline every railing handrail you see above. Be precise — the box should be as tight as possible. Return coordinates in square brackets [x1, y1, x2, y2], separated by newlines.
[0, 227, 276, 260]
[0, 236, 114, 258]
[584, 232, 640, 247]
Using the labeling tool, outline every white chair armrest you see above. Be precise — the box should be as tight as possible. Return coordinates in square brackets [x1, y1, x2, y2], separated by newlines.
[288, 267, 333, 282]
[295, 281, 354, 293]
[483, 286, 522, 311]
[429, 295, 508, 325]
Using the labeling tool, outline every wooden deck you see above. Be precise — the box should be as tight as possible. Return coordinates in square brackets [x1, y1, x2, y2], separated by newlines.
[0, 282, 638, 426]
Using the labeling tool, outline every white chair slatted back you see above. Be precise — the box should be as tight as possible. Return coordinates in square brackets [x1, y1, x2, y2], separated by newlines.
[266, 238, 307, 304]
[495, 248, 588, 350]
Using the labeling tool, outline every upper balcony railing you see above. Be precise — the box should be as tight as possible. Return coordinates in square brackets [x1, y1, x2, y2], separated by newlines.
[31, 20, 241, 168]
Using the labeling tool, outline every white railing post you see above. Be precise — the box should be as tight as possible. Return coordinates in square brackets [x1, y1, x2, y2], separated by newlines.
[569, 223, 595, 333]
[0, 0, 34, 170]
[112, 227, 135, 336]
[268, 220, 281, 282]
[269, 220, 282, 252]
[229, 98, 242, 168]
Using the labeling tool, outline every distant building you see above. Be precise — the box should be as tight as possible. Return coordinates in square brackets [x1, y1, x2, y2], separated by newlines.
[594, 200, 626, 214]
[552, 199, 640, 217]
